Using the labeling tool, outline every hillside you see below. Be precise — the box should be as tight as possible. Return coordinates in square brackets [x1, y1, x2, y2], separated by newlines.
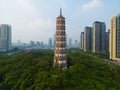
[0, 50, 120, 90]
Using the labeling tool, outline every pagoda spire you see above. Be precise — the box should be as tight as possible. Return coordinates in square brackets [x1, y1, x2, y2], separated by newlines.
[60, 8, 62, 15]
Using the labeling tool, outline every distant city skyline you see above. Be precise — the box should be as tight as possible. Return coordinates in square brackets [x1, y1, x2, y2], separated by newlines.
[0, 0, 119, 43]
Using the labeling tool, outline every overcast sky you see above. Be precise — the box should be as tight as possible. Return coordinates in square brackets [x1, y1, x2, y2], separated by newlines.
[0, 0, 120, 43]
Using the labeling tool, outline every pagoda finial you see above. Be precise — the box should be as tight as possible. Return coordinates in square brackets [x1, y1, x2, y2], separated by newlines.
[60, 8, 62, 15]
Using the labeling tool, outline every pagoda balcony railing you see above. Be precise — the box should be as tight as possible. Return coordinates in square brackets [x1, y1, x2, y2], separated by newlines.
[56, 32, 65, 35]
[56, 21, 65, 24]
[56, 30, 65, 33]
[56, 37, 66, 40]
[56, 44, 66, 47]
[55, 50, 66, 54]
[56, 40, 66, 42]
[55, 42, 66, 45]
[56, 36, 66, 38]
[56, 33, 65, 36]
[56, 41, 66, 43]
[55, 56, 67, 60]
[56, 27, 65, 30]
[56, 26, 65, 27]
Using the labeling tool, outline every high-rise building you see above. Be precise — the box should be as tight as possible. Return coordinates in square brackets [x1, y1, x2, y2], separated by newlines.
[105, 29, 110, 51]
[110, 14, 120, 60]
[53, 34, 56, 48]
[84, 27, 92, 52]
[40, 41, 44, 49]
[54, 9, 67, 69]
[66, 34, 69, 48]
[48, 38, 53, 49]
[69, 38, 72, 48]
[74, 40, 79, 48]
[92, 21, 106, 53]
[30, 41, 35, 47]
[0, 24, 11, 52]
[36, 41, 40, 49]
[80, 32, 84, 50]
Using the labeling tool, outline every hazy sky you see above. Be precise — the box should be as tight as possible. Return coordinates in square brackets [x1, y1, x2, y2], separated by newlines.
[0, 0, 119, 43]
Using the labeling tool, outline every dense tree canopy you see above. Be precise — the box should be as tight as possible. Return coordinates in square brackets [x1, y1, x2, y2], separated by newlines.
[0, 49, 120, 90]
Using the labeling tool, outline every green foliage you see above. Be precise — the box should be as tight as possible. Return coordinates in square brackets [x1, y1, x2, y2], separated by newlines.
[0, 49, 120, 90]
